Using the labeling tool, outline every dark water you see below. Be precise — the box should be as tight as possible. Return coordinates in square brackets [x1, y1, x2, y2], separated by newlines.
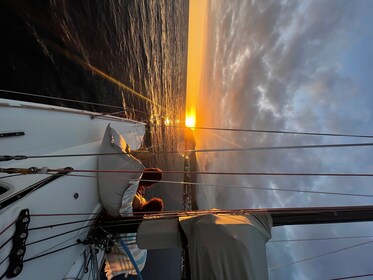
[0, 1, 189, 278]
[0, 0, 189, 172]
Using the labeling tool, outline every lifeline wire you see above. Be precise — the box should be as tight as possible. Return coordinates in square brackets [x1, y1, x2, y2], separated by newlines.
[3, 141, 373, 162]
[28, 218, 97, 231]
[269, 240, 373, 270]
[26, 224, 94, 246]
[269, 236, 373, 243]
[158, 124, 373, 139]
[53, 173, 373, 199]
[331, 272, 373, 280]
[4, 89, 373, 140]
[25, 228, 91, 261]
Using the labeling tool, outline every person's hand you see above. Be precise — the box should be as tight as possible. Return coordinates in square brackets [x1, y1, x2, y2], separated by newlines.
[137, 186, 145, 196]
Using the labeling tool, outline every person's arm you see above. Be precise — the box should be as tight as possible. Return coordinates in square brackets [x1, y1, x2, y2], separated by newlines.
[119, 180, 139, 216]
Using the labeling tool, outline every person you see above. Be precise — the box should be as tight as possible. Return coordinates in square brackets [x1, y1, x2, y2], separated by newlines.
[133, 168, 163, 212]
[104, 168, 164, 280]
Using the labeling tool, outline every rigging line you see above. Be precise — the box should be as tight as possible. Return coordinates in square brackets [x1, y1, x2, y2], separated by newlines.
[30, 213, 100, 217]
[57, 168, 373, 177]
[28, 218, 97, 231]
[7, 141, 373, 162]
[0, 174, 24, 179]
[26, 224, 94, 246]
[75, 250, 87, 280]
[331, 272, 373, 280]
[27, 228, 91, 260]
[269, 236, 373, 243]
[269, 240, 373, 271]
[0, 89, 123, 110]
[0, 236, 12, 251]
[151, 179, 373, 199]
[173, 142, 373, 153]
[23, 243, 81, 263]
[0, 256, 8, 267]
[0, 89, 162, 120]
[0, 217, 20, 236]
[159, 124, 373, 139]
[62, 172, 373, 199]
[8, 167, 373, 178]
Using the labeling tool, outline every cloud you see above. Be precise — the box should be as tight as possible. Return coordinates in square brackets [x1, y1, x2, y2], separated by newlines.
[196, 0, 373, 278]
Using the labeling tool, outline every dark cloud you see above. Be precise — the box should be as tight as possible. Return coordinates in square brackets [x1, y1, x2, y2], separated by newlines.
[196, 0, 373, 278]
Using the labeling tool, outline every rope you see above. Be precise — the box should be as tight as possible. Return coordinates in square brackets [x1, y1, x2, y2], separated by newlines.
[55, 173, 373, 200]
[160, 124, 373, 139]
[0, 174, 23, 179]
[2, 141, 373, 164]
[269, 236, 373, 243]
[0, 217, 19, 236]
[119, 239, 144, 280]
[0, 255, 8, 267]
[331, 273, 373, 280]
[30, 213, 100, 217]
[175, 142, 373, 153]
[0, 237, 12, 251]
[23, 243, 81, 262]
[28, 218, 97, 231]
[25, 228, 91, 261]
[4, 89, 373, 140]
[269, 240, 373, 270]
[0, 89, 123, 109]
[5, 167, 373, 179]
[59, 168, 373, 177]
[26, 224, 94, 246]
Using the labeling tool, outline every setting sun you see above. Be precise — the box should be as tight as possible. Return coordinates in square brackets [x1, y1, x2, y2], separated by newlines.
[185, 114, 196, 128]
[185, 0, 208, 131]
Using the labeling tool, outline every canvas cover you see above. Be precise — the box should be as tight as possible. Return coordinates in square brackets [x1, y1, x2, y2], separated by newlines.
[180, 213, 272, 280]
[98, 124, 144, 217]
[137, 213, 272, 280]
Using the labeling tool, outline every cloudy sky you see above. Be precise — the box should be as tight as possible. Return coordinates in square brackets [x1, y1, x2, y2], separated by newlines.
[194, 1, 373, 279]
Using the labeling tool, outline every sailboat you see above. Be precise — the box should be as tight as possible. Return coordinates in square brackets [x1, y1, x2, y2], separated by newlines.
[0, 97, 146, 279]
[1, 96, 373, 280]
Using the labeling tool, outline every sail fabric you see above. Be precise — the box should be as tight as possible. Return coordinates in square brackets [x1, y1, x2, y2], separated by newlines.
[179, 213, 272, 280]
[105, 172, 147, 279]
[98, 124, 144, 217]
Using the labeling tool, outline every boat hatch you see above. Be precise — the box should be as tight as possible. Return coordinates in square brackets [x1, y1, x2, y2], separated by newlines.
[0, 180, 14, 199]
[0, 185, 6, 195]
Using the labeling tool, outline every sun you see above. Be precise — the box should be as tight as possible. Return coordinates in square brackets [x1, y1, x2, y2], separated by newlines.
[185, 115, 196, 129]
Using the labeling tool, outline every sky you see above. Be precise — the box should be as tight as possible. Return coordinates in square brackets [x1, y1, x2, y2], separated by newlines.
[187, 0, 373, 279]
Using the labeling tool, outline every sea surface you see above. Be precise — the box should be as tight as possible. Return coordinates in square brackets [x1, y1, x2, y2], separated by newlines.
[0, 0, 189, 278]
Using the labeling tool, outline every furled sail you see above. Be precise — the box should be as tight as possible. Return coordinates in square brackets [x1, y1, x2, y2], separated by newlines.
[98, 124, 144, 217]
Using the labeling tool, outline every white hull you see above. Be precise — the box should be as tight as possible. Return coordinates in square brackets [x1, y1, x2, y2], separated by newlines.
[0, 98, 145, 279]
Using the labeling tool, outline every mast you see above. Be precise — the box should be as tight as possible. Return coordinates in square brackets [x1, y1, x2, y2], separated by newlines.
[269, 205, 373, 226]
[99, 205, 373, 233]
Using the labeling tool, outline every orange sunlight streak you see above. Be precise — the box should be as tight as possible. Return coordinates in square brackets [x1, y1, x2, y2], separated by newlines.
[185, 0, 208, 129]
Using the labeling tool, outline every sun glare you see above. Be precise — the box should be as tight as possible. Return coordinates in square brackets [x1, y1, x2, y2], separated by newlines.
[164, 118, 171, 126]
[185, 115, 196, 129]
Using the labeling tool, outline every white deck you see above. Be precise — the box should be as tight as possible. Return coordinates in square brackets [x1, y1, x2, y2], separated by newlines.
[0, 98, 145, 279]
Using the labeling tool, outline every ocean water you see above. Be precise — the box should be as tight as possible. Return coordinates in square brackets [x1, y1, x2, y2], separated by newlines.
[0, 1, 189, 278]
[0, 0, 189, 180]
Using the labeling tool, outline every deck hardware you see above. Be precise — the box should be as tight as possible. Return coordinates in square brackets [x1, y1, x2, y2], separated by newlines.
[5, 209, 30, 278]
[0, 132, 25, 138]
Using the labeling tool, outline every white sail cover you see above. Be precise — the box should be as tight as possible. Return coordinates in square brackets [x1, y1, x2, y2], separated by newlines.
[180, 213, 272, 280]
[98, 124, 144, 217]
[138, 213, 272, 280]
